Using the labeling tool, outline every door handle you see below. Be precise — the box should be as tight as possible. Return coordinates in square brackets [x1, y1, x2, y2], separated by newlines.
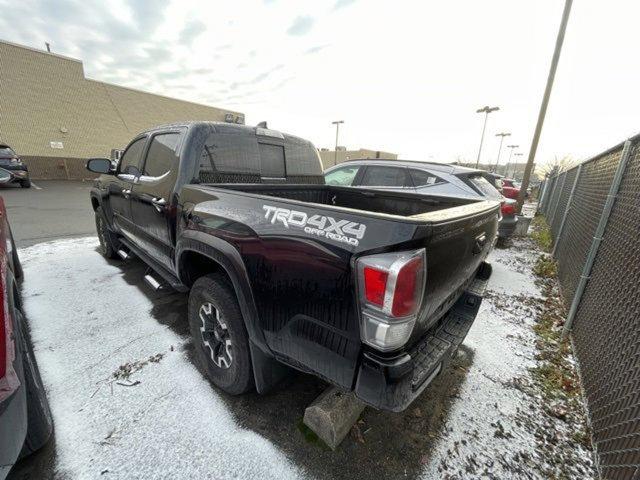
[122, 189, 131, 199]
[151, 197, 166, 212]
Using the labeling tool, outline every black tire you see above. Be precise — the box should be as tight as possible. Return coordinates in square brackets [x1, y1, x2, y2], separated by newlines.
[20, 179, 31, 188]
[95, 206, 119, 259]
[18, 312, 53, 458]
[188, 273, 254, 395]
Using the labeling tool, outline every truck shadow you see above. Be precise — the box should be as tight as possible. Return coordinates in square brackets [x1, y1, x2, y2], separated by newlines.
[7, 430, 69, 480]
[115, 254, 475, 480]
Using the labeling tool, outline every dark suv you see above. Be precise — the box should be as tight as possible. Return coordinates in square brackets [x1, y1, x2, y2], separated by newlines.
[0, 145, 31, 188]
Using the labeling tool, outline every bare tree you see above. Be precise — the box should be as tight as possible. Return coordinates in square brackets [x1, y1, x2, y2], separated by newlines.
[538, 155, 578, 177]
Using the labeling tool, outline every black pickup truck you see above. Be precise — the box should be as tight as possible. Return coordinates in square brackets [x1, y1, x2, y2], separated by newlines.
[87, 122, 499, 411]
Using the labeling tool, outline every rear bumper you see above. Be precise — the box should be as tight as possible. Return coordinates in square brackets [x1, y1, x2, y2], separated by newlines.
[498, 215, 517, 238]
[354, 262, 491, 412]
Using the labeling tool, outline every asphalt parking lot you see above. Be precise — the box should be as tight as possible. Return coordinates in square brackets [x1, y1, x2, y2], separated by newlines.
[1, 180, 95, 247]
[5, 184, 594, 479]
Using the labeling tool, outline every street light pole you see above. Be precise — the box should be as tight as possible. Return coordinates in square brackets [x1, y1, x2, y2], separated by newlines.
[505, 145, 519, 177]
[511, 153, 524, 179]
[331, 120, 344, 166]
[517, 0, 573, 213]
[493, 132, 511, 173]
[475, 106, 499, 169]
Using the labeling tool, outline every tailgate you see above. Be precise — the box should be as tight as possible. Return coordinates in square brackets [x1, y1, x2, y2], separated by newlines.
[407, 201, 499, 345]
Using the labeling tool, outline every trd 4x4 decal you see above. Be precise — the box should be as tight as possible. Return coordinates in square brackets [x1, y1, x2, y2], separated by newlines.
[263, 205, 366, 246]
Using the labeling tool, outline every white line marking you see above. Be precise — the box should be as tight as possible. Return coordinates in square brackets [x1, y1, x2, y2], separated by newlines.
[31, 182, 42, 190]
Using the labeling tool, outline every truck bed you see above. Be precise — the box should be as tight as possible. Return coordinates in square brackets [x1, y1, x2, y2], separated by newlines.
[202, 183, 490, 219]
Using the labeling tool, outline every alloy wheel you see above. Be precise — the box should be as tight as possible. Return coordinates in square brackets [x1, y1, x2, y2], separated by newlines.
[199, 302, 233, 369]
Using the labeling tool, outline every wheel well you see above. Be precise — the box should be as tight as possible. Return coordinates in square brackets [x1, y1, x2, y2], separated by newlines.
[91, 196, 100, 211]
[179, 250, 230, 288]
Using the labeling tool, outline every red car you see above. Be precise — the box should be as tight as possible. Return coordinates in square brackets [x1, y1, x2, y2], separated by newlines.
[497, 178, 530, 200]
[0, 196, 52, 479]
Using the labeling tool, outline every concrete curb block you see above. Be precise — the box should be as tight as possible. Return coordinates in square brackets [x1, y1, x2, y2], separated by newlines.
[515, 215, 533, 237]
[303, 387, 366, 450]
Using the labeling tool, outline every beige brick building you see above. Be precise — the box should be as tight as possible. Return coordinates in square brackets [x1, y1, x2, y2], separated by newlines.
[0, 40, 243, 179]
[318, 147, 398, 170]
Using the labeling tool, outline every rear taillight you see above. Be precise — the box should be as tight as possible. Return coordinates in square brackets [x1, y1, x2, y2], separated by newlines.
[363, 267, 388, 306]
[501, 202, 516, 216]
[357, 249, 426, 351]
[392, 256, 423, 317]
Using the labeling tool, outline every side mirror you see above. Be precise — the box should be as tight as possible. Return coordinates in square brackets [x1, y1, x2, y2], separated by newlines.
[86, 158, 114, 174]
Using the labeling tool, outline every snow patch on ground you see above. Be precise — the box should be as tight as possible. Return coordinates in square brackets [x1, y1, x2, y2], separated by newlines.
[20, 238, 303, 480]
[419, 243, 543, 478]
[419, 239, 594, 479]
[18, 235, 593, 480]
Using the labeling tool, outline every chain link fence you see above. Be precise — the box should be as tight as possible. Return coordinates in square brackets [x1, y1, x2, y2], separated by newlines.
[539, 135, 640, 479]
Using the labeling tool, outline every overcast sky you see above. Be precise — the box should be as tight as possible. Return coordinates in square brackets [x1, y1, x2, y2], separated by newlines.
[1, 0, 638, 166]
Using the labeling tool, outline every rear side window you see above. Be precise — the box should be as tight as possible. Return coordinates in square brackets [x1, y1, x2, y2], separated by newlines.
[410, 169, 443, 187]
[325, 166, 360, 186]
[282, 137, 323, 177]
[119, 137, 146, 176]
[259, 143, 286, 178]
[361, 166, 408, 187]
[468, 175, 503, 200]
[143, 133, 180, 177]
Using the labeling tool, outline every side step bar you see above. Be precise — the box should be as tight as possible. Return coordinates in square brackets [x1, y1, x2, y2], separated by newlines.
[117, 249, 131, 260]
[118, 237, 188, 293]
[144, 273, 163, 291]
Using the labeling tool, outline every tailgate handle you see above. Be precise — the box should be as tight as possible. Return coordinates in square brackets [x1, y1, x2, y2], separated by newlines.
[473, 233, 487, 254]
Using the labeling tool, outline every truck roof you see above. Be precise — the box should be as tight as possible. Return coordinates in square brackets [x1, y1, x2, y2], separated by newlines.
[330, 158, 484, 176]
[140, 121, 313, 146]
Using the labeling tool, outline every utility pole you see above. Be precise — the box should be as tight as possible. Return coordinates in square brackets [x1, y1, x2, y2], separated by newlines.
[493, 132, 511, 173]
[516, 0, 573, 213]
[331, 120, 344, 166]
[475, 106, 499, 169]
[511, 152, 524, 179]
[505, 145, 519, 177]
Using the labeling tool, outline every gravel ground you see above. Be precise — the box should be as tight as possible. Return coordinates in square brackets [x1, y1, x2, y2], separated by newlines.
[9, 235, 595, 479]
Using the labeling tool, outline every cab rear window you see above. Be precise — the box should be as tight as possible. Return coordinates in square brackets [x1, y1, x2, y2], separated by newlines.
[199, 131, 321, 183]
[259, 143, 285, 178]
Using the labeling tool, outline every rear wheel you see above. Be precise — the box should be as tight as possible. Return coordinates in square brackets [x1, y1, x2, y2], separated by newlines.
[188, 274, 254, 395]
[95, 206, 119, 259]
[18, 312, 53, 458]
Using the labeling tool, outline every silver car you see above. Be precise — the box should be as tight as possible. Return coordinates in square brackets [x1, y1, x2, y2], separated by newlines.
[324, 159, 517, 238]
